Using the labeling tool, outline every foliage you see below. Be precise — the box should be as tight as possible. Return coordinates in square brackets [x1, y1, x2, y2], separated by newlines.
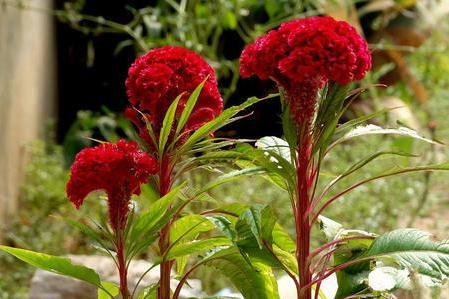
[54, 0, 322, 102]
[0, 141, 83, 298]
[2, 2, 449, 299]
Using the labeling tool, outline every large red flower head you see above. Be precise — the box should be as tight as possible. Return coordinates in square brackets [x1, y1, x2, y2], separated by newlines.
[240, 16, 371, 124]
[66, 140, 158, 230]
[125, 46, 223, 148]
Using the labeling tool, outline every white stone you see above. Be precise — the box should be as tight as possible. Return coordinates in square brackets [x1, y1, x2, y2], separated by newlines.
[29, 255, 203, 299]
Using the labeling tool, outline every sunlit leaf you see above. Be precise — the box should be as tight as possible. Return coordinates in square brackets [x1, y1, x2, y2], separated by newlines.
[175, 80, 206, 137]
[167, 237, 232, 259]
[337, 125, 442, 146]
[98, 281, 119, 299]
[159, 93, 183, 155]
[0, 246, 102, 288]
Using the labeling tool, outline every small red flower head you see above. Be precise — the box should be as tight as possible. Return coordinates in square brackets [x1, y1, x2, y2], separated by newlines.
[240, 16, 371, 125]
[66, 140, 158, 230]
[125, 46, 223, 148]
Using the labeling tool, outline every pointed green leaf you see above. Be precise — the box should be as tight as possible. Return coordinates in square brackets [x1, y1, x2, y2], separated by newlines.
[0, 246, 101, 287]
[60, 217, 104, 245]
[272, 223, 296, 252]
[255, 136, 292, 163]
[361, 229, 449, 281]
[208, 215, 236, 241]
[178, 94, 277, 153]
[167, 237, 232, 259]
[337, 125, 443, 146]
[335, 108, 392, 135]
[205, 247, 280, 299]
[317, 215, 343, 242]
[128, 183, 186, 257]
[130, 183, 185, 240]
[98, 281, 119, 299]
[200, 167, 265, 194]
[138, 283, 158, 299]
[159, 93, 183, 155]
[236, 205, 276, 249]
[175, 80, 206, 137]
[170, 215, 215, 244]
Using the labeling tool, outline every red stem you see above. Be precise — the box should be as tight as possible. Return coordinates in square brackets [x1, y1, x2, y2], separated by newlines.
[116, 231, 130, 299]
[309, 167, 439, 226]
[311, 248, 337, 274]
[296, 135, 313, 299]
[172, 263, 199, 299]
[158, 155, 174, 299]
[309, 235, 375, 261]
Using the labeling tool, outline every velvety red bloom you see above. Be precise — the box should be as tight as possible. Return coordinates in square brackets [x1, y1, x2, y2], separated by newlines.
[66, 140, 158, 230]
[125, 46, 223, 148]
[240, 16, 371, 125]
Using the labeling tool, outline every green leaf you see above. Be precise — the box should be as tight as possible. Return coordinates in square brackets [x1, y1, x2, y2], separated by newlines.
[317, 161, 449, 218]
[168, 214, 215, 274]
[135, 109, 158, 147]
[317, 215, 343, 242]
[60, 217, 104, 245]
[0, 246, 102, 287]
[242, 245, 298, 275]
[367, 266, 410, 292]
[217, 203, 250, 217]
[175, 80, 206, 137]
[255, 136, 292, 164]
[137, 283, 158, 299]
[336, 125, 443, 146]
[200, 167, 265, 194]
[334, 229, 377, 265]
[128, 183, 186, 257]
[335, 108, 392, 135]
[328, 151, 416, 187]
[179, 94, 277, 154]
[236, 205, 276, 249]
[159, 93, 183, 155]
[272, 223, 296, 252]
[221, 10, 237, 29]
[98, 281, 119, 299]
[272, 245, 298, 274]
[336, 229, 449, 297]
[167, 237, 232, 259]
[332, 230, 376, 298]
[170, 215, 215, 244]
[205, 247, 280, 299]
[130, 183, 185, 241]
[234, 146, 294, 190]
[265, 0, 280, 17]
[335, 270, 369, 299]
[208, 215, 236, 240]
[281, 105, 297, 150]
[314, 84, 350, 154]
[361, 229, 449, 282]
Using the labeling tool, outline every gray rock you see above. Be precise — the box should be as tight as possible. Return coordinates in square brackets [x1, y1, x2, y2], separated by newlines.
[29, 255, 203, 299]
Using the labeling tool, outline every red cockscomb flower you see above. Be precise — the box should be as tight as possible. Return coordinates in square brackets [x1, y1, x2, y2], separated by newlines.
[240, 16, 371, 125]
[66, 140, 158, 230]
[125, 46, 223, 148]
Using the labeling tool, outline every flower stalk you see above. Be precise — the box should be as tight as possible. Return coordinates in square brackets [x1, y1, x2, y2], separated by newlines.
[115, 230, 130, 299]
[124, 45, 224, 299]
[157, 155, 174, 299]
[66, 140, 157, 299]
[295, 131, 314, 299]
[239, 16, 372, 299]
